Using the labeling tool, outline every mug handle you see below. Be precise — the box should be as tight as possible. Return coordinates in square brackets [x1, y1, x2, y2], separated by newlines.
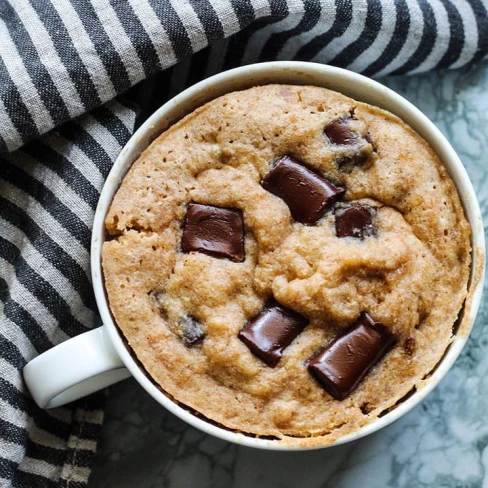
[23, 326, 131, 408]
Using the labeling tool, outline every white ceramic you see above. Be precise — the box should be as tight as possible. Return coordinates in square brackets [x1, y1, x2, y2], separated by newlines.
[23, 62, 485, 450]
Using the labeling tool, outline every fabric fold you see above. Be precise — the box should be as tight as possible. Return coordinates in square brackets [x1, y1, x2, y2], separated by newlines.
[0, 98, 136, 487]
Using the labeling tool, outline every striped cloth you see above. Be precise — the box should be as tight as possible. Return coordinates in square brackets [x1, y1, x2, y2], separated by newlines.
[0, 100, 136, 487]
[1, 0, 487, 153]
[0, 0, 487, 486]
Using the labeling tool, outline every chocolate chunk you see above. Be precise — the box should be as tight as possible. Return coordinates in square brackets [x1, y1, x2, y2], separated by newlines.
[336, 149, 371, 169]
[238, 303, 308, 366]
[364, 133, 377, 152]
[335, 205, 376, 239]
[148, 290, 168, 319]
[404, 337, 415, 355]
[326, 117, 376, 171]
[182, 203, 245, 262]
[307, 312, 396, 400]
[261, 156, 345, 225]
[180, 316, 205, 346]
[324, 117, 358, 145]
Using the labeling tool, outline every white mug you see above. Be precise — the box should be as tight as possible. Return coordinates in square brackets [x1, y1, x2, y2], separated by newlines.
[23, 62, 485, 450]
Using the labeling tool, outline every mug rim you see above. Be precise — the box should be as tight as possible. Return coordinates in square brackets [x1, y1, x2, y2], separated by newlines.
[91, 61, 485, 451]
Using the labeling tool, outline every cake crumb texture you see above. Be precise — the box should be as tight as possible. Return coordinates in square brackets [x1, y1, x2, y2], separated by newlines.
[102, 85, 471, 446]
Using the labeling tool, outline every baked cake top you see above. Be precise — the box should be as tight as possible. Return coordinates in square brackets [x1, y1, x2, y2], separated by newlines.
[102, 85, 471, 447]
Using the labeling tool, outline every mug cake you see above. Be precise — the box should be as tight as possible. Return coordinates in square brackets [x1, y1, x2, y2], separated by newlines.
[101, 84, 471, 446]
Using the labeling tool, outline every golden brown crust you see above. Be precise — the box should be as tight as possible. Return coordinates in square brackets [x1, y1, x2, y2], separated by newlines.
[102, 85, 471, 446]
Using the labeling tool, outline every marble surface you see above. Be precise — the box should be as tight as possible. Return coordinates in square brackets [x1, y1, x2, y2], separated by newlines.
[88, 61, 488, 488]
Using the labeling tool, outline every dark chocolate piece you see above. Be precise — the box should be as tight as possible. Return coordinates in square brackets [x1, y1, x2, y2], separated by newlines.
[335, 204, 376, 239]
[261, 156, 345, 225]
[324, 117, 358, 145]
[180, 316, 205, 346]
[364, 133, 377, 152]
[148, 290, 168, 319]
[404, 337, 415, 355]
[182, 203, 245, 262]
[326, 117, 376, 170]
[336, 149, 371, 169]
[238, 303, 308, 366]
[307, 312, 396, 400]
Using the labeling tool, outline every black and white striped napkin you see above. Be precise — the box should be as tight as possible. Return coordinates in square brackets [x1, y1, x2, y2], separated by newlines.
[0, 1, 487, 486]
[0, 100, 137, 487]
